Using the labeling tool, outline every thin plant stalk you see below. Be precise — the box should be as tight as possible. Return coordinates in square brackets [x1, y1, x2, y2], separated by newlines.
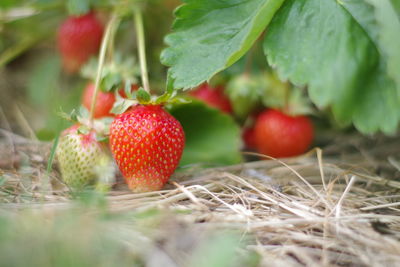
[134, 8, 150, 93]
[89, 15, 120, 123]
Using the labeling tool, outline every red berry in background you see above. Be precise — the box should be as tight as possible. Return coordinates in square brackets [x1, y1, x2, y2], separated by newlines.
[82, 83, 139, 118]
[242, 126, 257, 149]
[82, 83, 116, 118]
[254, 109, 314, 158]
[58, 12, 104, 73]
[190, 83, 232, 113]
[109, 105, 185, 192]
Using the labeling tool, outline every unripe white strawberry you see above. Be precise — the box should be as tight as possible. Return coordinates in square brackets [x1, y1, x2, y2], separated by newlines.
[56, 125, 114, 189]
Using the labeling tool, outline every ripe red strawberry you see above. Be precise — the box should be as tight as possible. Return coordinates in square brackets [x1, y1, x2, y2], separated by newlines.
[254, 109, 313, 158]
[109, 105, 185, 192]
[56, 124, 112, 189]
[82, 83, 139, 118]
[190, 83, 232, 113]
[58, 12, 104, 73]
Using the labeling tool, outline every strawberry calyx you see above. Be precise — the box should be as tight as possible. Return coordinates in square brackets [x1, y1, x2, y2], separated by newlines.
[82, 82, 139, 118]
[58, 109, 111, 141]
[62, 124, 98, 148]
[111, 87, 190, 115]
[81, 55, 139, 93]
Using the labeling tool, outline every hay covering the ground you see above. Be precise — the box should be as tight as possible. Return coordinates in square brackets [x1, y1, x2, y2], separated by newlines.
[1, 129, 400, 266]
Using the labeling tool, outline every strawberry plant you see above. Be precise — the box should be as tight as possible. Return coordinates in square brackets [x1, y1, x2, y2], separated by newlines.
[161, 0, 400, 134]
[2, 0, 399, 192]
[1, 1, 400, 266]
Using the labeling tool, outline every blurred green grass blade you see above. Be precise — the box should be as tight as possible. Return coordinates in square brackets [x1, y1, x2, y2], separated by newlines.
[0, 176, 6, 187]
[47, 132, 59, 174]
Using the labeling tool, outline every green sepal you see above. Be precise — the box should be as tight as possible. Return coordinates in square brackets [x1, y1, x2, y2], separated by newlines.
[124, 80, 135, 99]
[167, 96, 192, 105]
[136, 88, 151, 104]
[110, 98, 137, 114]
[77, 125, 90, 135]
[101, 72, 123, 92]
[95, 135, 109, 143]
[67, 0, 90, 16]
[57, 108, 80, 123]
[154, 92, 173, 104]
[80, 55, 139, 93]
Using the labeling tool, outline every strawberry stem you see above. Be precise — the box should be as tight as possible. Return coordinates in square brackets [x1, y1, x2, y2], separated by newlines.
[90, 15, 120, 123]
[134, 8, 150, 94]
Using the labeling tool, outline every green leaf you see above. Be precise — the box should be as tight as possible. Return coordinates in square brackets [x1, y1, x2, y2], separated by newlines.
[352, 63, 400, 133]
[161, 0, 286, 90]
[67, 0, 91, 16]
[0, 0, 19, 8]
[341, 0, 400, 95]
[391, 0, 400, 17]
[264, 0, 400, 134]
[168, 101, 242, 166]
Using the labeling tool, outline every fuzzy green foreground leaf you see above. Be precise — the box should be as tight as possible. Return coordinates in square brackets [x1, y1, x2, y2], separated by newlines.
[264, 0, 400, 133]
[161, 0, 285, 90]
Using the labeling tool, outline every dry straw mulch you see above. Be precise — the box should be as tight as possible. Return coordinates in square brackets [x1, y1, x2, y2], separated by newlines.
[1, 129, 400, 266]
